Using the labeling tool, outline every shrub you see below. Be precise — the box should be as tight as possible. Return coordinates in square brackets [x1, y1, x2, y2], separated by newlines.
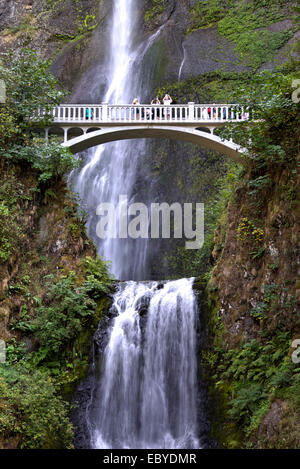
[0, 143, 79, 184]
[0, 48, 66, 136]
[33, 257, 112, 357]
[0, 366, 73, 449]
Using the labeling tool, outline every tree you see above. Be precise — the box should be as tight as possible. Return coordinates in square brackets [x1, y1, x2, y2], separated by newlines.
[218, 71, 300, 168]
[0, 48, 67, 144]
[0, 49, 78, 183]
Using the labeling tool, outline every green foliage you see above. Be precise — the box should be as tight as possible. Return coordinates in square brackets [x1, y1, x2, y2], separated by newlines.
[217, 0, 294, 41]
[0, 252, 113, 448]
[0, 49, 66, 139]
[248, 283, 298, 324]
[82, 14, 97, 33]
[145, 0, 167, 24]
[250, 302, 267, 320]
[229, 383, 268, 422]
[0, 202, 13, 262]
[83, 256, 113, 298]
[0, 143, 79, 184]
[219, 71, 300, 169]
[233, 29, 295, 69]
[34, 273, 97, 354]
[33, 258, 112, 357]
[250, 246, 265, 260]
[0, 366, 73, 448]
[211, 332, 300, 434]
[191, 165, 240, 275]
[0, 197, 25, 264]
[188, 0, 229, 32]
[155, 70, 252, 104]
[0, 49, 74, 185]
[0, 106, 18, 149]
[248, 175, 272, 196]
[188, 0, 297, 69]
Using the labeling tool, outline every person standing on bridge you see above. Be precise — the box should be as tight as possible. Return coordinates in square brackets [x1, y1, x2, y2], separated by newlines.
[163, 93, 173, 120]
[86, 107, 94, 120]
[151, 97, 161, 120]
[132, 98, 140, 120]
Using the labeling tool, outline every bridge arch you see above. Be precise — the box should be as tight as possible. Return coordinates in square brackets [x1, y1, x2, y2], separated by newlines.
[86, 127, 102, 134]
[67, 127, 84, 139]
[62, 125, 246, 165]
[195, 127, 212, 134]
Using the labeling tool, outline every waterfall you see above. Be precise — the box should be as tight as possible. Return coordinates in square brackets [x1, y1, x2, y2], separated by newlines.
[88, 279, 200, 449]
[72, 0, 206, 450]
[70, 0, 161, 281]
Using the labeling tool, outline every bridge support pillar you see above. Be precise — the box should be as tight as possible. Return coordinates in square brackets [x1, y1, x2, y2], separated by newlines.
[63, 127, 68, 143]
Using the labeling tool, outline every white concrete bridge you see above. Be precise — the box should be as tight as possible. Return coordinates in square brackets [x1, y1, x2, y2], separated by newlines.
[40, 103, 249, 164]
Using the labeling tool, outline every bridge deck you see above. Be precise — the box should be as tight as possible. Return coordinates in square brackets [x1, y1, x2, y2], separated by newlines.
[39, 103, 250, 127]
[40, 104, 248, 165]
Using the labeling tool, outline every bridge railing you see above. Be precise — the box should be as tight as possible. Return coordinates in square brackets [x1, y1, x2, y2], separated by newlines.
[36, 103, 252, 124]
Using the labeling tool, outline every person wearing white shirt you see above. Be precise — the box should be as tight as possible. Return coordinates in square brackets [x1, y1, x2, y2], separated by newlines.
[163, 94, 173, 119]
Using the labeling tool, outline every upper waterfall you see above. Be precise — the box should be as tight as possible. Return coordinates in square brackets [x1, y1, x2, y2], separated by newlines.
[70, 0, 164, 281]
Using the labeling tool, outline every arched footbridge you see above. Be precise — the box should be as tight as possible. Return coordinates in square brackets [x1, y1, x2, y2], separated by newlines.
[40, 103, 249, 165]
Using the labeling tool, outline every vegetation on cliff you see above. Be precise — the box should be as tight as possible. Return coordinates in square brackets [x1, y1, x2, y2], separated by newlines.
[0, 49, 113, 449]
[188, 0, 298, 70]
[201, 65, 300, 448]
[154, 21, 300, 444]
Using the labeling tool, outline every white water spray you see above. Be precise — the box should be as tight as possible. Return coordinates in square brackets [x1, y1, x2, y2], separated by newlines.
[90, 279, 200, 449]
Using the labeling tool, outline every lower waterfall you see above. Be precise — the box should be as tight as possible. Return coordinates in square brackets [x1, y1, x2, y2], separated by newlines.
[79, 278, 202, 449]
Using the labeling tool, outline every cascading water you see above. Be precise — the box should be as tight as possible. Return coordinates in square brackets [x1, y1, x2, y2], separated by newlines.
[72, 0, 208, 450]
[71, 0, 161, 281]
[87, 279, 200, 449]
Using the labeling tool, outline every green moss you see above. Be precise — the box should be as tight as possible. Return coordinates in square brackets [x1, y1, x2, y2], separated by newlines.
[188, 0, 229, 32]
[145, 0, 167, 24]
[2, 13, 38, 38]
[145, 37, 168, 89]
[155, 70, 253, 104]
[187, 0, 298, 70]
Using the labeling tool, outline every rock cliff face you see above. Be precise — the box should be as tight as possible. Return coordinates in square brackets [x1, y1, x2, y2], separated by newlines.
[211, 166, 300, 347]
[1, 1, 297, 96]
[202, 161, 300, 448]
